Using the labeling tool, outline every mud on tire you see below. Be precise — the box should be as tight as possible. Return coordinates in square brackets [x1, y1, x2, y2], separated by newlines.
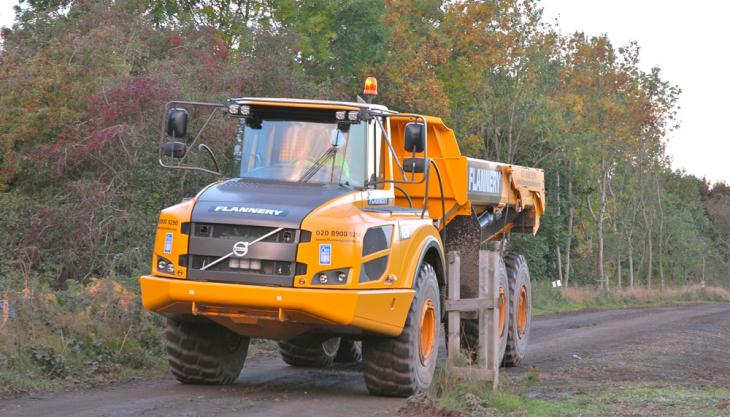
[362, 263, 441, 397]
[502, 252, 531, 367]
[278, 335, 341, 367]
[165, 317, 250, 385]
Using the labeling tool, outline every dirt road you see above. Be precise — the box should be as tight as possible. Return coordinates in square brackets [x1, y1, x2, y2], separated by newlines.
[1, 303, 727, 417]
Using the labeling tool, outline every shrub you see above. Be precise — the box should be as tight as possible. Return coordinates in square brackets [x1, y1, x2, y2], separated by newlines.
[0, 279, 165, 393]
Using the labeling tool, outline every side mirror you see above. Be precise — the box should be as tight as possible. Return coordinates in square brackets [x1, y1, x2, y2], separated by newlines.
[404, 122, 425, 153]
[166, 108, 189, 138]
[163, 141, 187, 158]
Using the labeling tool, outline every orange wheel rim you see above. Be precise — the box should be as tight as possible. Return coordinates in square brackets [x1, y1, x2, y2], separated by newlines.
[498, 287, 507, 337]
[516, 284, 528, 337]
[419, 298, 436, 365]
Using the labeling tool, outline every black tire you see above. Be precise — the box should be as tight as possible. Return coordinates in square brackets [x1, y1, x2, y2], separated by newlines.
[460, 255, 510, 364]
[335, 338, 362, 363]
[502, 252, 531, 367]
[165, 317, 250, 385]
[277, 335, 341, 367]
[362, 263, 441, 397]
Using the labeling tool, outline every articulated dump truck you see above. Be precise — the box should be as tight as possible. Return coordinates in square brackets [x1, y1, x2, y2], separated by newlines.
[139, 78, 545, 396]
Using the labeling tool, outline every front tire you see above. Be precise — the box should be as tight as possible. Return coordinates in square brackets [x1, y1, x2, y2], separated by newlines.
[362, 263, 441, 397]
[165, 317, 250, 385]
[502, 253, 531, 367]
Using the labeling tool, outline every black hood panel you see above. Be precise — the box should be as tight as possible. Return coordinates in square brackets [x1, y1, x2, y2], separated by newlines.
[192, 180, 349, 228]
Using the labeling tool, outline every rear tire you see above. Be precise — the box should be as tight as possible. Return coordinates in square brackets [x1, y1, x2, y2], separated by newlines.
[278, 335, 341, 367]
[362, 263, 441, 397]
[502, 253, 531, 367]
[335, 338, 362, 363]
[461, 255, 510, 364]
[165, 317, 250, 385]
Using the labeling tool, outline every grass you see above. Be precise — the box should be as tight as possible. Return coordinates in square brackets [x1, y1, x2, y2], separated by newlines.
[532, 282, 730, 316]
[432, 368, 730, 417]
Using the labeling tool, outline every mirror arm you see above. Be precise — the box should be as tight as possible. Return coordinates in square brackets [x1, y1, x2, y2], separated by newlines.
[365, 114, 429, 191]
[159, 101, 224, 172]
[375, 117, 407, 181]
[178, 107, 219, 166]
[198, 144, 221, 175]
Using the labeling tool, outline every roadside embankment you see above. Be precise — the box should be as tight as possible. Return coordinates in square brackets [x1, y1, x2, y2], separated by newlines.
[0, 279, 165, 395]
[532, 282, 730, 316]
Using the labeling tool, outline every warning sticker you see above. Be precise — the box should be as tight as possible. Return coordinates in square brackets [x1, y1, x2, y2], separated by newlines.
[319, 244, 332, 265]
[164, 233, 173, 254]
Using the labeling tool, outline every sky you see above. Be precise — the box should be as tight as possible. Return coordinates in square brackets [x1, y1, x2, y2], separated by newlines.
[533, 0, 728, 184]
[0, 1, 727, 184]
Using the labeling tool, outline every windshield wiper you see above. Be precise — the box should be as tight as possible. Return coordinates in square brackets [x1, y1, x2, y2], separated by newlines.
[298, 146, 338, 183]
[299, 130, 344, 183]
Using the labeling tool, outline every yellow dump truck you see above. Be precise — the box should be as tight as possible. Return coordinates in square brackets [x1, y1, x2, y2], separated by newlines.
[139, 78, 545, 396]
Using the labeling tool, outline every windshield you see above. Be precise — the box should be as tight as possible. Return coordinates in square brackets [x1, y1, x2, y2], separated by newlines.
[232, 119, 367, 187]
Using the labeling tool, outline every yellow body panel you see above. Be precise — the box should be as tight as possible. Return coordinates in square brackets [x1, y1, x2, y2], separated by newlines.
[151, 199, 193, 279]
[295, 189, 441, 291]
[140, 275, 414, 338]
[149, 182, 221, 278]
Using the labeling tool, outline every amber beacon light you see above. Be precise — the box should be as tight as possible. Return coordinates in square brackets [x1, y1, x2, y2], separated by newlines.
[363, 77, 378, 97]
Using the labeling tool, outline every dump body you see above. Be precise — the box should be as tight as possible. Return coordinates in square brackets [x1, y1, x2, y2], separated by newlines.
[388, 115, 545, 239]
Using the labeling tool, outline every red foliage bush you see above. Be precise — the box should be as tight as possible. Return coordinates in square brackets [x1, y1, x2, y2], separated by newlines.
[88, 76, 172, 128]
[43, 76, 172, 171]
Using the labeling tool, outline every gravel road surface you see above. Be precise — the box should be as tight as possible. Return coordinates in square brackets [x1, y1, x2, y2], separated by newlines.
[1, 303, 727, 417]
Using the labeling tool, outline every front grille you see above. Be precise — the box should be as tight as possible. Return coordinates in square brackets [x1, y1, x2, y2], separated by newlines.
[194, 223, 296, 243]
[186, 222, 301, 287]
[188, 255, 293, 276]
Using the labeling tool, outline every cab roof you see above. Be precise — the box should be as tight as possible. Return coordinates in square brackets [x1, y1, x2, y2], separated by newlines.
[229, 97, 392, 113]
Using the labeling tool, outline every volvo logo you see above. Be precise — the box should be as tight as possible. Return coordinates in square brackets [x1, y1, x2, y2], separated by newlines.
[232, 241, 249, 257]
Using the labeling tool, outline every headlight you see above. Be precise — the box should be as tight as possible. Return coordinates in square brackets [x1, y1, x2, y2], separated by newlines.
[157, 256, 174, 274]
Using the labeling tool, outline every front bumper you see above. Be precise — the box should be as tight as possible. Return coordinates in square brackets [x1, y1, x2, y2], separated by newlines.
[139, 275, 415, 337]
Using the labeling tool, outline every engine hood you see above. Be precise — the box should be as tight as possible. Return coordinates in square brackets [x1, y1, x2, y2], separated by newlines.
[191, 179, 350, 228]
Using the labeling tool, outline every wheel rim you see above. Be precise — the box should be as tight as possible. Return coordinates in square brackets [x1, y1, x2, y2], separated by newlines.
[322, 337, 340, 355]
[498, 287, 507, 337]
[418, 298, 437, 365]
[516, 284, 528, 338]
